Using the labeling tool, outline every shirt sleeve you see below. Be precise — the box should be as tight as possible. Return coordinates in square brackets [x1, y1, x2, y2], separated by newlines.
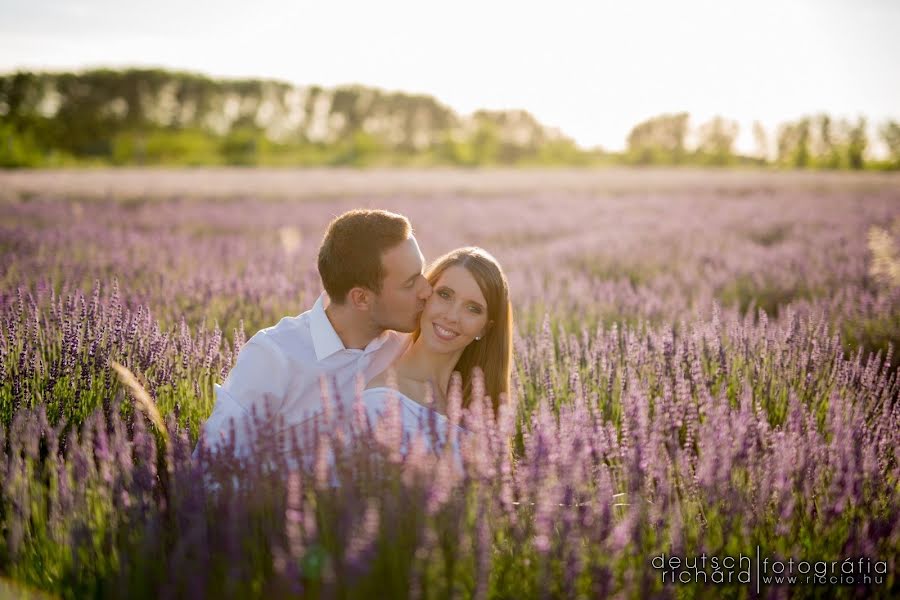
[194, 384, 252, 459]
[220, 333, 290, 415]
[196, 333, 290, 457]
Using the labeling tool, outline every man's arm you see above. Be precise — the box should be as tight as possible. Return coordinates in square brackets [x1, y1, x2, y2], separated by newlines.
[195, 333, 289, 458]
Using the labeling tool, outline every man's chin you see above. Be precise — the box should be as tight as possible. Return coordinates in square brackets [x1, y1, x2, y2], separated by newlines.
[383, 321, 418, 334]
[400, 321, 420, 334]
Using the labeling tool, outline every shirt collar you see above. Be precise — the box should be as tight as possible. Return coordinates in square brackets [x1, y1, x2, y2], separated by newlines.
[310, 293, 345, 361]
[309, 292, 396, 361]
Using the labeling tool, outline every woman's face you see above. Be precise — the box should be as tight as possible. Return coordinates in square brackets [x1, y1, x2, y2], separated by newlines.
[419, 265, 489, 354]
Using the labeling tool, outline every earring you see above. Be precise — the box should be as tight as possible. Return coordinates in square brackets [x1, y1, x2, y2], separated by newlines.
[475, 336, 482, 341]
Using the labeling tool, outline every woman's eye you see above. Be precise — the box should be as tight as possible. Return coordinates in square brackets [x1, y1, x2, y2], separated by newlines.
[468, 305, 482, 314]
[438, 290, 451, 299]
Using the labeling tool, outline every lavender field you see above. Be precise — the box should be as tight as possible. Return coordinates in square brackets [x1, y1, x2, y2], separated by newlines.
[1, 168, 899, 599]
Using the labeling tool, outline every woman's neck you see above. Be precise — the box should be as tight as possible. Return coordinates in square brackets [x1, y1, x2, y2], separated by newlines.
[396, 337, 463, 406]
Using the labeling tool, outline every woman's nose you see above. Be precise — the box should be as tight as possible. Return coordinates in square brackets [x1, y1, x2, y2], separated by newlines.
[444, 303, 462, 323]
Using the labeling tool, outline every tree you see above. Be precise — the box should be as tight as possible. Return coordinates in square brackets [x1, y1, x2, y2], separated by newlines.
[810, 114, 842, 169]
[881, 120, 900, 168]
[696, 116, 739, 165]
[846, 117, 867, 170]
[626, 112, 690, 165]
[776, 118, 811, 168]
[470, 119, 500, 165]
[752, 121, 770, 163]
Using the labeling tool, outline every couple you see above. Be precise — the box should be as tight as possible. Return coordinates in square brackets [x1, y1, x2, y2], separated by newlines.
[196, 209, 513, 461]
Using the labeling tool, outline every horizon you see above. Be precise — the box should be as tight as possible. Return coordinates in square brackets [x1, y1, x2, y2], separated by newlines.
[2, 0, 898, 154]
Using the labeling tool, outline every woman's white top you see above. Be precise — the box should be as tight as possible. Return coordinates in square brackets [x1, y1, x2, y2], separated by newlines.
[360, 386, 467, 464]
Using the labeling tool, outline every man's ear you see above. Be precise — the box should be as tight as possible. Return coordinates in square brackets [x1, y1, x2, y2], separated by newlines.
[348, 287, 372, 311]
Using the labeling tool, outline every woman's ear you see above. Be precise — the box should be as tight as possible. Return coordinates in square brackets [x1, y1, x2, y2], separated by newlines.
[478, 320, 494, 339]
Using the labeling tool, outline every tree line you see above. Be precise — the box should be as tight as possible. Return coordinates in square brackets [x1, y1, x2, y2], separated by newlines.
[1, 69, 898, 169]
[625, 112, 898, 170]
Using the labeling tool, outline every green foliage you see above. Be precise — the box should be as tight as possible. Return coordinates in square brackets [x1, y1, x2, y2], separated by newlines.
[115, 129, 222, 166]
[694, 116, 739, 166]
[626, 112, 690, 165]
[330, 132, 382, 167]
[777, 118, 811, 168]
[0, 69, 594, 168]
[841, 310, 900, 374]
[0, 120, 45, 167]
[220, 128, 268, 166]
[777, 115, 869, 170]
[879, 121, 900, 169]
[536, 138, 591, 165]
[717, 274, 808, 319]
[470, 120, 501, 165]
[1, 68, 898, 170]
[435, 132, 477, 166]
[745, 223, 792, 247]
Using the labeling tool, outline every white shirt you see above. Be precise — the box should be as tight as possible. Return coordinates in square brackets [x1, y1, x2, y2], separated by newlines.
[195, 293, 409, 458]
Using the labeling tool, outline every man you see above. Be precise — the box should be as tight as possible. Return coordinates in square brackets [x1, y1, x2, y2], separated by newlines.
[195, 209, 432, 459]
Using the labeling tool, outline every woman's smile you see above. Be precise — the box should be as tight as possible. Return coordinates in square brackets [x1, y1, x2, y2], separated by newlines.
[432, 322, 460, 341]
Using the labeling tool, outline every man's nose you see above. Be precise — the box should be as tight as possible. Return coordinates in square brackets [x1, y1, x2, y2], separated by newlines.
[418, 279, 433, 299]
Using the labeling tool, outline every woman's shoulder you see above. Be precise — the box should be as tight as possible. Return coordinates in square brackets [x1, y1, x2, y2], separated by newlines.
[361, 385, 395, 400]
[362, 382, 415, 405]
[366, 372, 421, 400]
[362, 381, 437, 422]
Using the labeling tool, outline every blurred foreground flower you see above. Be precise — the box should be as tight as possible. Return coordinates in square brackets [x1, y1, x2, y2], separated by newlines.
[868, 222, 900, 288]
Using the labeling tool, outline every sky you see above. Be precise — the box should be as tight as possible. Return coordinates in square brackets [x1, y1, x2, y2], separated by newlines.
[1, 0, 898, 153]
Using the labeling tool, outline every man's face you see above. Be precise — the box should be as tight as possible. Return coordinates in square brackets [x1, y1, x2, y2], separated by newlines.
[370, 235, 432, 332]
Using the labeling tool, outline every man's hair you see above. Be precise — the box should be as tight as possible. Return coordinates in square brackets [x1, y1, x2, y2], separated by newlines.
[317, 209, 412, 303]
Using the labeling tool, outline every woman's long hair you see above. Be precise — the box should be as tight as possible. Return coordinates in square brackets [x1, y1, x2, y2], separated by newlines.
[415, 247, 513, 415]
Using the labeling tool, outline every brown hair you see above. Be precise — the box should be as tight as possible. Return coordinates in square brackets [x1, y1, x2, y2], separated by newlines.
[416, 247, 513, 415]
[317, 209, 412, 303]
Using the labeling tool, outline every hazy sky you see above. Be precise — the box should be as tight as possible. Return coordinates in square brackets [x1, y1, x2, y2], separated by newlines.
[2, 0, 898, 152]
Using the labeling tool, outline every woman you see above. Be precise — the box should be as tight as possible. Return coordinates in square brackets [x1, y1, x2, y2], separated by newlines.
[361, 246, 513, 453]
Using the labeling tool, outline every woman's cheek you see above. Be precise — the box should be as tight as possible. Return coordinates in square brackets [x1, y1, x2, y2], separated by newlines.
[467, 313, 487, 336]
[423, 298, 440, 318]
